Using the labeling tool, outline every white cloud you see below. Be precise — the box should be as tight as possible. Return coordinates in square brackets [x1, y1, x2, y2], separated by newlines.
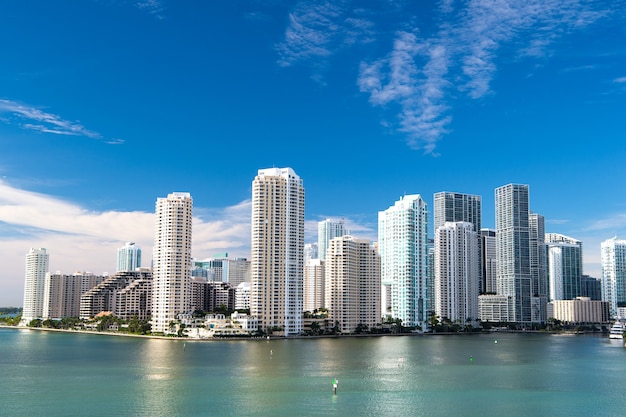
[0, 99, 124, 144]
[614, 76, 626, 83]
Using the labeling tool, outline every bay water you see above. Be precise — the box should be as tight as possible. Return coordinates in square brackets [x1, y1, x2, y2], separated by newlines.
[1, 328, 625, 417]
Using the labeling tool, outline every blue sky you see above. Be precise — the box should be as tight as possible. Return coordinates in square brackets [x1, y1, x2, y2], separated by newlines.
[1, 0, 626, 306]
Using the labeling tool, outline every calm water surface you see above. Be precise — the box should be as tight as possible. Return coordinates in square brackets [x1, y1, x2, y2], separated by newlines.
[1, 329, 625, 417]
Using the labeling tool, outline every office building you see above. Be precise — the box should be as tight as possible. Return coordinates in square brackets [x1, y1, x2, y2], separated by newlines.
[434, 222, 480, 326]
[600, 237, 626, 318]
[151, 192, 193, 334]
[378, 194, 429, 329]
[581, 275, 602, 301]
[324, 236, 381, 333]
[250, 167, 305, 336]
[21, 248, 49, 324]
[116, 242, 141, 272]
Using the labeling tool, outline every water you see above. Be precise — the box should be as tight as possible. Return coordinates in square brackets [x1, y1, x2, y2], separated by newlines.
[1, 329, 625, 417]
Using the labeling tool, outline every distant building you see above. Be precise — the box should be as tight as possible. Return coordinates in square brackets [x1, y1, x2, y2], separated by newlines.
[581, 275, 602, 301]
[192, 256, 250, 287]
[547, 297, 609, 324]
[190, 279, 236, 313]
[600, 237, 626, 318]
[304, 243, 318, 264]
[324, 236, 380, 333]
[80, 269, 152, 320]
[152, 192, 193, 334]
[318, 219, 348, 261]
[546, 233, 583, 301]
[235, 282, 250, 311]
[44, 272, 106, 319]
[480, 229, 497, 294]
[434, 222, 480, 326]
[529, 213, 548, 323]
[21, 248, 49, 324]
[304, 259, 325, 313]
[116, 242, 141, 272]
[478, 294, 512, 323]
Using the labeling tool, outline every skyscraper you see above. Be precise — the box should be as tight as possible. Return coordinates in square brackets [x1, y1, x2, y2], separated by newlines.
[480, 229, 497, 294]
[600, 237, 626, 318]
[378, 194, 429, 329]
[495, 184, 531, 323]
[433, 192, 482, 233]
[116, 242, 142, 272]
[317, 219, 347, 261]
[546, 233, 582, 301]
[434, 222, 480, 326]
[304, 259, 325, 313]
[529, 213, 548, 322]
[21, 248, 49, 324]
[324, 235, 380, 333]
[151, 192, 193, 334]
[250, 167, 305, 336]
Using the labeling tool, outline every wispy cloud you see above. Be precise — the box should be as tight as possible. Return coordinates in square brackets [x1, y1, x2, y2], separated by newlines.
[614, 76, 626, 83]
[0, 99, 124, 144]
[278, 1, 613, 153]
[135, 0, 165, 19]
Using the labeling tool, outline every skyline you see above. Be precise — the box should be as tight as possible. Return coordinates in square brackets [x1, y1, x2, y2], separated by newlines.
[2, 1, 626, 305]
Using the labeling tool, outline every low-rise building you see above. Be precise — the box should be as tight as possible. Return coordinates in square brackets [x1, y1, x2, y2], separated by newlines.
[547, 297, 610, 324]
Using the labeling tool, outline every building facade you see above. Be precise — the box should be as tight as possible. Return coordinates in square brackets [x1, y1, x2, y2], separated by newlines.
[600, 237, 626, 318]
[529, 213, 548, 323]
[481, 229, 497, 294]
[434, 222, 480, 326]
[22, 248, 49, 323]
[547, 297, 609, 324]
[250, 167, 305, 336]
[151, 192, 193, 334]
[324, 236, 381, 333]
[495, 184, 532, 323]
[44, 272, 106, 319]
[546, 233, 583, 301]
[317, 219, 347, 261]
[378, 194, 429, 329]
[304, 259, 325, 313]
[116, 242, 141, 272]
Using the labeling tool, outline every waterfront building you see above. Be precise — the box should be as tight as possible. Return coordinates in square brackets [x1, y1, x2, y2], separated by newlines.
[434, 222, 480, 326]
[547, 297, 609, 325]
[80, 269, 152, 320]
[324, 236, 381, 333]
[480, 229, 497, 294]
[495, 184, 531, 323]
[478, 294, 512, 323]
[151, 192, 193, 334]
[250, 167, 305, 336]
[546, 233, 583, 301]
[600, 237, 626, 318]
[378, 194, 429, 329]
[190, 279, 236, 313]
[581, 275, 602, 301]
[318, 219, 347, 261]
[116, 242, 141, 272]
[304, 259, 325, 313]
[192, 256, 250, 287]
[21, 248, 49, 324]
[235, 282, 250, 311]
[427, 239, 435, 315]
[44, 272, 106, 319]
[529, 213, 548, 323]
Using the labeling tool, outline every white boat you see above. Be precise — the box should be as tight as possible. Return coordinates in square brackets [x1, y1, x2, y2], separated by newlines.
[608, 321, 625, 339]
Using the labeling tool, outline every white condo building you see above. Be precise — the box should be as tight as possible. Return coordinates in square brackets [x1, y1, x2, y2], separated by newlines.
[22, 248, 49, 324]
[324, 236, 381, 333]
[600, 237, 626, 318]
[378, 194, 429, 329]
[304, 259, 325, 313]
[250, 167, 305, 336]
[529, 212, 548, 323]
[318, 219, 347, 261]
[546, 233, 583, 301]
[151, 192, 193, 334]
[434, 222, 480, 326]
[116, 242, 142, 272]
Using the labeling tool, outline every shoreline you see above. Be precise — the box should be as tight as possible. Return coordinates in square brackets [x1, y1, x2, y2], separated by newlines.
[0, 324, 608, 342]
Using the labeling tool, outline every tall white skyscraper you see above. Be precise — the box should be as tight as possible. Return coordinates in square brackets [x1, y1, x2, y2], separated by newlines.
[250, 167, 305, 336]
[151, 192, 193, 334]
[324, 236, 380, 333]
[495, 184, 531, 323]
[21, 248, 49, 324]
[600, 237, 626, 318]
[318, 219, 347, 261]
[546, 233, 582, 301]
[378, 194, 429, 329]
[116, 242, 142, 272]
[434, 222, 479, 326]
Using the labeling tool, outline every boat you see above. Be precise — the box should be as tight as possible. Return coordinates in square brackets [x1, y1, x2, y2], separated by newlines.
[608, 321, 625, 339]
